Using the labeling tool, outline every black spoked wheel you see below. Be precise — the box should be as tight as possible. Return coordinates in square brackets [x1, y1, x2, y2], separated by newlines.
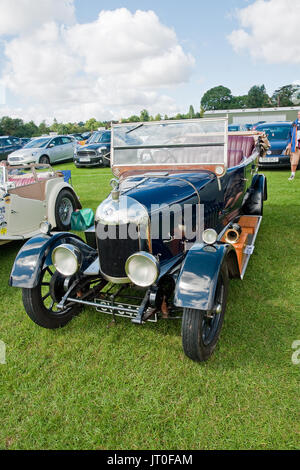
[55, 189, 76, 231]
[22, 265, 81, 329]
[182, 264, 229, 362]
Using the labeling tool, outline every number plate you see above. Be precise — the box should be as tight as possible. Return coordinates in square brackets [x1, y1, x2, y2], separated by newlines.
[259, 157, 279, 163]
[94, 299, 157, 323]
[79, 157, 90, 162]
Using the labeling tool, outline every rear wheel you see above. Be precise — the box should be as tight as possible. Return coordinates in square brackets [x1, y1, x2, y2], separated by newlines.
[182, 264, 228, 362]
[22, 266, 81, 329]
[55, 189, 76, 230]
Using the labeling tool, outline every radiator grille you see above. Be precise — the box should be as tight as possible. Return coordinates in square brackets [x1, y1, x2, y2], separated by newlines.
[96, 223, 140, 279]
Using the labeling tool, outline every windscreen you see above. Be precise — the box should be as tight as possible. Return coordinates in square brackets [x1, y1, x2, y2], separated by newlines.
[112, 119, 227, 167]
[24, 138, 50, 149]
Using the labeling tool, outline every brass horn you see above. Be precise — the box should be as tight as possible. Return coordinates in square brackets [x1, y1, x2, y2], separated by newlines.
[224, 223, 242, 244]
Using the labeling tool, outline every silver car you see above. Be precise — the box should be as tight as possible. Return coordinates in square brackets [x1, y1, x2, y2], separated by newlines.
[7, 135, 76, 166]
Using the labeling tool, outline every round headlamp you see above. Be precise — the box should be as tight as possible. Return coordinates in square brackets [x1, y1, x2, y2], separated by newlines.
[125, 251, 159, 287]
[202, 228, 218, 245]
[52, 244, 82, 277]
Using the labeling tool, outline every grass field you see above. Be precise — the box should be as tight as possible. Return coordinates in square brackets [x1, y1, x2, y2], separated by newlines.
[0, 164, 299, 450]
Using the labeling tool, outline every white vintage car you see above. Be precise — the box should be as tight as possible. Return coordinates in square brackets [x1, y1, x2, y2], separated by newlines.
[0, 163, 81, 245]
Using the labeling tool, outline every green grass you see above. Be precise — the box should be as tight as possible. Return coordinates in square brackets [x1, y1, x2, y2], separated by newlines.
[0, 164, 299, 450]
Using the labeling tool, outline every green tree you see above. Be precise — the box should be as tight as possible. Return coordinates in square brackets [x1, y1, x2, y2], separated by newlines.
[85, 118, 101, 131]
[154, 113, 162, 121]
[188, 105, 195, 118]
[38, 120, 49, 135]
[272, 84, 300, 107]
[229, 95, 248, 109]
[246, 85, 270, 108]
[128, 115, 140, 122]
[140, 109, 150, 122]
[0, 116, 23, 136]
[22, 120, 39, 137]
[201, 86, 233, 110]
[50, 118, 59, 133]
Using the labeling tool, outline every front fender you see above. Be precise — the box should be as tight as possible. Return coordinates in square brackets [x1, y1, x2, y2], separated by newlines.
[9, 232, 97, 288]
[174, 243, 236, 311]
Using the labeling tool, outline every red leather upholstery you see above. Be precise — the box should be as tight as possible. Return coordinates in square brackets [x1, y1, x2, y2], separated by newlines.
[227, 150, 244, 168]
[8, 176, 36, 187]
[228, 135, 255, 168]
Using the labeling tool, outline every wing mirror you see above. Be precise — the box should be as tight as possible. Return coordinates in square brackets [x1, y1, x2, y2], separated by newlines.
[48, 143, 55, 148]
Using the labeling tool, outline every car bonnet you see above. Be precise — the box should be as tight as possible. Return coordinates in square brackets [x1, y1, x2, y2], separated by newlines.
[119, 172, 214, 213]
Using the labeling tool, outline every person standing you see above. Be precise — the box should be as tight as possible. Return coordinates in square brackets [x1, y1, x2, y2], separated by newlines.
[287, 111, 300, 181]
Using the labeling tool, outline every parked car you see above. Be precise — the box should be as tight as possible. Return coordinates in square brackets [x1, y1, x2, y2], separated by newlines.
[7, 135, 76, 166]
[74, 130, 111, 167]
[20, 138, 32, 147]
[252, 121, 266, 130]
[256, 122, 292, 167]
[75, 132, 92, 146]
[0, 163, 81, 245]
[0, 136, 23, 161]
[228, 124, 247, 132]
[10, 118, 269, 362]
[70, 133, 86, 142]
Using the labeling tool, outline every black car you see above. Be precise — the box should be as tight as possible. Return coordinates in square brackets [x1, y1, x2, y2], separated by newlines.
[0, 136, 23, 161]
[256, 122, 292, 167]
[10, 119, 269, 362]
[74, 131, 111, 167]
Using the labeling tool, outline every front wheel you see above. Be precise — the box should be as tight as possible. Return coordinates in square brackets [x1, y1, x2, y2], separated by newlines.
[22, 267, 81, 329]
[181, 264, 228, 362]
[39, 155, 50, 164]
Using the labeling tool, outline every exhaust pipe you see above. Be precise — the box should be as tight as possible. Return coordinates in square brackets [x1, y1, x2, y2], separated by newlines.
[224, 223, 242, 244]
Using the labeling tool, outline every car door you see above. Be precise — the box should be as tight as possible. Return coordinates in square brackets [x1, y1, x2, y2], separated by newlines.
[47, 137, 63, 163]
[61, 136, 74, 161]
[7, 168, 46, 236]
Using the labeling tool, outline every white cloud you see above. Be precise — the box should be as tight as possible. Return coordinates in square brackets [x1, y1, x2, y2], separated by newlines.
[228, 0, 300, 64]
[0, 7, 194, 122]
[0, 0, 75, 35]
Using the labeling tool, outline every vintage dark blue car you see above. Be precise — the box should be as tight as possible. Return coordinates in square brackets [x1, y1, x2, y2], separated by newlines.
[10, 119, 269, 362]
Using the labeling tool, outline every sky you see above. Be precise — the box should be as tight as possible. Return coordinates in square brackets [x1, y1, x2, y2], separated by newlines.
[0, 0, 299, 124]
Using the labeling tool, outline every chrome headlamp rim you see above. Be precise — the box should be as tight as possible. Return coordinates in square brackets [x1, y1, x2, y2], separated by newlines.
[202, 228, 218, 245]
[39, 221, 52, 235]
[125, 251, 160, 287]
[52, 243, 82, 277]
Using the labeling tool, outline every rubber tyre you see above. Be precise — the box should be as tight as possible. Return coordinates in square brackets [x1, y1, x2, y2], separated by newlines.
[55, 189, 76, 231]
[181, 263, 229, 362]
[39, 155, 50, 164]
[22, 271, 80, 329]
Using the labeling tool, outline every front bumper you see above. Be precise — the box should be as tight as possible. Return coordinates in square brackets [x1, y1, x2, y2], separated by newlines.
[8, 157, 37, 166]
[74, 155, 104, 167]
[258, 154, 291, 168]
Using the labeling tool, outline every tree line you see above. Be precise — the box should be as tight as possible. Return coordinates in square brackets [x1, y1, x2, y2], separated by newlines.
[0, 83, 299, 138]
[200, 84, 300, 111]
